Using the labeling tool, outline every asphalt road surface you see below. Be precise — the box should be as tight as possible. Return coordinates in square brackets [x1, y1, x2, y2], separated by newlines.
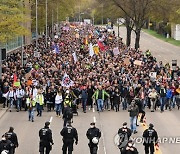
[0, 105, 180, 154]
[114, 26, 180, 65]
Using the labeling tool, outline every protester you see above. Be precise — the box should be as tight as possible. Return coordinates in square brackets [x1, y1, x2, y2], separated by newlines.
[128, 100, 139, 134]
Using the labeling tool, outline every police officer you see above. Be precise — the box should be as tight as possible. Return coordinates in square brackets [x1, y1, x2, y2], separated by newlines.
[39, 122, 54, 154]
[118, 122, 132, 152]
[63, 104, 73, 127]
[143, 123, 158, 154]
[86, 122, 101, 154]
[60, 121, 78, 154]
[121, 140, 139, 154]
[5, 127, 18, 154]
[0, 134, 13, 154]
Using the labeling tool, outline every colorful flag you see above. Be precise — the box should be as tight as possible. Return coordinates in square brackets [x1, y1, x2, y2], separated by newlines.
[13, 74, 17, 82]
[89, 43, 94, 57]
[93, 45, 99, 55]
[61, 73, 74, 88]
[84, 37, 88, 45]
[98, 41, 105, 51]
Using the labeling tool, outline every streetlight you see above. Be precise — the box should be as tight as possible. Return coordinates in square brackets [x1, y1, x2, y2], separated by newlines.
[102, 4, 104, 25]
[46, 0, 48, 48]
[36, 0, 38, 52]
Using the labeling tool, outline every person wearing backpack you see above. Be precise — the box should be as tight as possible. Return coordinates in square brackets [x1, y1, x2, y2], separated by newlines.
[63, 104, 73, 127]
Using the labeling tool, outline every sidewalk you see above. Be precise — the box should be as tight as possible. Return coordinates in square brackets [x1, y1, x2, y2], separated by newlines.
[0, 104, 8, 119]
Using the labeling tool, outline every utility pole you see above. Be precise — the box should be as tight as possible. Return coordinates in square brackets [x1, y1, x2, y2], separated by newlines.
[46, 0, 48, 48]
[52, 10, 54, 38]
[79, 5, 81, 22]
[0, 49, 2, 80]
[102, 4, 104, 25]
[36, 0, 38, 52]
[21, 36, 24, 67]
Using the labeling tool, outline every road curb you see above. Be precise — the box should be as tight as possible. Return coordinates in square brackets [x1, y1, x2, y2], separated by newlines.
[0, 108, 8, 119]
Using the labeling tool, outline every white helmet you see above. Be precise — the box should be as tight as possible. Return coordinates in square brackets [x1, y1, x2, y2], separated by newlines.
[66, 90, 70, 94]
[1, 150, 9, 154]
[92, 137, 99, 144]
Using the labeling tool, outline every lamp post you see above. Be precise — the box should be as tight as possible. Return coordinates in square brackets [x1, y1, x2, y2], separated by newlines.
[46, 0, 48, 48]
[36, 0, 38, 52]
[102, 4, 104, 25]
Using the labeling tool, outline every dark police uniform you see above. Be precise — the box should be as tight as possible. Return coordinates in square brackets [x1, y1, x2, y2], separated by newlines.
[60, 124, 78, 154]
[5, 130, 18, 154]
[0, 135, 13, 154]
[86, 125, 101, 154]
[63, 106, 73, 127]
[118, 126, 132, 151]
[39, 122, 53, 154]
[143, 125, 158, 154]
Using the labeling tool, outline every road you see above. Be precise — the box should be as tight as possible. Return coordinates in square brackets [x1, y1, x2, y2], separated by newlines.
[114, 26, 180, 65]
[0, 105, 180, 154]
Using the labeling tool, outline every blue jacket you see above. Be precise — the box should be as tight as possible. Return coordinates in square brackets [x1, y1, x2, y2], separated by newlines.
[81, 89, 88, 99]
[166, 89, 172, 99]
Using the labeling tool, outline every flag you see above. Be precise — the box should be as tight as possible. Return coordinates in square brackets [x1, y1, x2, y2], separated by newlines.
[89, 43, 94, 57]
[93, 45, 99, 55]
[13, 74, 17, 82]
[84, 37, 88, 45]
[54, 44, 59, 53]
[98, 41, 105, 51]
[72, 52, 78, 63]
[61, 73, 74, 88]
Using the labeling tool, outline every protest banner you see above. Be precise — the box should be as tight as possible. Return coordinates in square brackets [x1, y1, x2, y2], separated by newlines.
[89, 43, 94, 57]
[134, 60, 142, 66]
[61, 73, 74, 88]
[113, 47, 119, 56]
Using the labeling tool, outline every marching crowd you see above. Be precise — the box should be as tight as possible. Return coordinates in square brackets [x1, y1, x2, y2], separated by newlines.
[0, 22, 180, 154]
[0, 23, 179, 117]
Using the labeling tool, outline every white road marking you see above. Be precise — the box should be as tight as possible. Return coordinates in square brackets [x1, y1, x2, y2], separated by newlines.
[49, 116, 53, 123]
[93, 108, 95, 113]
[93, 116, 96, 123]
[101, 127, 107, 154]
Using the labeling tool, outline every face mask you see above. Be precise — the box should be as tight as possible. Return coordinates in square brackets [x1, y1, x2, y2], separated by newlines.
[2, 137, 6, 141]
[90, 125, 95, 128]
[128, 143, 133, 147]
[123, 126, 127, 128]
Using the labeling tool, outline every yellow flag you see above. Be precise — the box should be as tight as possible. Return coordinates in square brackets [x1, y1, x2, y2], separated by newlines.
[93, 46, 99, 55]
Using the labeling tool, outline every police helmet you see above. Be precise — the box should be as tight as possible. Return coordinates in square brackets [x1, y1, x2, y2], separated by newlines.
[92, 137, 99, 144]
[1, 150, 9, 154]
[122, 122, 127, 126]
[45, 121, 50, 127]
[66, 90, 70, 94]
[149, 123, 154, 128]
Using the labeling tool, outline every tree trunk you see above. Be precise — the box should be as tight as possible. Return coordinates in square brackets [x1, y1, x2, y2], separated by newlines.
[126, 26, 132, 47]
[135, 30, 141, 50]
[125, 16, 132, 47]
